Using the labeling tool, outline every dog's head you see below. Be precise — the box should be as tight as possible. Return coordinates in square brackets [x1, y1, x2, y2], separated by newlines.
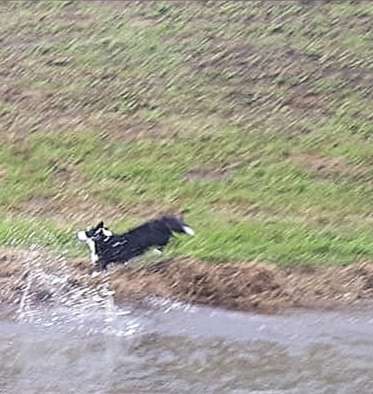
[77, 221, 113, 243]
[162, 215, 195, 236]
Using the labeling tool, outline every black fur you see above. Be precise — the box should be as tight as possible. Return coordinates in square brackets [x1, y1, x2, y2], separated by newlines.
[78, 216, 194, 271]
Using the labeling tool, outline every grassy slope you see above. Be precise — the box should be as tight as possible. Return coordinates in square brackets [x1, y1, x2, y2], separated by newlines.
[0, 1, 372, 265]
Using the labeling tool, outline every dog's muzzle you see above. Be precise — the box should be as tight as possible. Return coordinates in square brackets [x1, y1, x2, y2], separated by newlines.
[77, 231, 88, 242]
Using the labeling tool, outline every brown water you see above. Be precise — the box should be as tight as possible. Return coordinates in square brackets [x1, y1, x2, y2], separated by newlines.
[1, 256, 373, 393]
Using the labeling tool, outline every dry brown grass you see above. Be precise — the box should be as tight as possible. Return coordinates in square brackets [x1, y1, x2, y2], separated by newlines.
[2, 248, 373, 313]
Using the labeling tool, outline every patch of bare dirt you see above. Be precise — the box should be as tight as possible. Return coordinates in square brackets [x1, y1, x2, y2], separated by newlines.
[284, 91, 328, 114]
[15, 193, 125, 227]
[293, 153, 349, 177]
[0, 167, 6, 180]
[93, 113, 178, 143]
[291, 153, 372, 182]
[185, 168, 231, 182]
[2, 248, 373, 313]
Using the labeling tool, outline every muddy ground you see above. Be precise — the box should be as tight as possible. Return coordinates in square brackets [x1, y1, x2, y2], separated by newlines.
[1, 248, 373, 313]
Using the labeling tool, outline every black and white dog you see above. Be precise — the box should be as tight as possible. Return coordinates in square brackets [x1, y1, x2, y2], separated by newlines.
[77, 216, 194, 270]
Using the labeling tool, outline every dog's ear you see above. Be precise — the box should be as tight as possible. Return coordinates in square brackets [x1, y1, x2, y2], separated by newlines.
[97, 221, 104, 229]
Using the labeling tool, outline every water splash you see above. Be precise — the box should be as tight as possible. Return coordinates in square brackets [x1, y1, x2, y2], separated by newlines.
[146, 295, 195, 314]
[14, 248, 142, 337]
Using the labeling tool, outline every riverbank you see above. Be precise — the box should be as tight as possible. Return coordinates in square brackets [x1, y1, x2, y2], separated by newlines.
[2, 248, 373, 313]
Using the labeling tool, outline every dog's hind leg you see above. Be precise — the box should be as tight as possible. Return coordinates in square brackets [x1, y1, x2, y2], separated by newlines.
[94, 259, 108, 272]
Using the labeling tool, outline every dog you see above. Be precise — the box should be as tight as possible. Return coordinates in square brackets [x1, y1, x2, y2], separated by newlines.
[77, 215, 194, 270]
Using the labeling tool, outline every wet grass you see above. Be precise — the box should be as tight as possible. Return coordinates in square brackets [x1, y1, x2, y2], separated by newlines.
[0, 1, 372, 265]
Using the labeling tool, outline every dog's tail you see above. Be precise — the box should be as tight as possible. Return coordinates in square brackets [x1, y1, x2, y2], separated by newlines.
[162, 215, 195, 236]
[181, 224, 195, 236]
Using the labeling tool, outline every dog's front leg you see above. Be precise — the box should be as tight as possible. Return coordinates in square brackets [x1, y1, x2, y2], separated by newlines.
[91, 259, 107, 273]
[99, 260, 109, 271]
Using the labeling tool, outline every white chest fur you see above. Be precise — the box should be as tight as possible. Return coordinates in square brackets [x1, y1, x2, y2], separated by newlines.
[77, 231, 98, 264]
[86, 238, 98, 263]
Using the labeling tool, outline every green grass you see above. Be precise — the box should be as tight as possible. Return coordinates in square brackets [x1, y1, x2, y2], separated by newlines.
[0, 215, 79, 256]
[0, 1, 372, 266]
